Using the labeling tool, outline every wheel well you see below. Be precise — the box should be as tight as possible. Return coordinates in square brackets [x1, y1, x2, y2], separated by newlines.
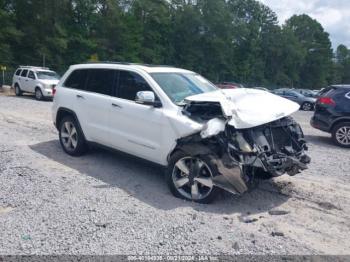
[331, 119, 350, 132]
[56, 108, 87, 141]
[56, 108, 76, 129]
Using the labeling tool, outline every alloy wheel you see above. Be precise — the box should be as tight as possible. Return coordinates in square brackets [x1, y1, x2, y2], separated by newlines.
[60, 121, 78, 151]
[172, 157, 214, 201]
[335, 126, 350, 146]
[302, 102, 312, 111]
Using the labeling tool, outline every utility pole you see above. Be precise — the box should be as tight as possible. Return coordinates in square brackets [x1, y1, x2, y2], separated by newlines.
[0, 65, 6, 87]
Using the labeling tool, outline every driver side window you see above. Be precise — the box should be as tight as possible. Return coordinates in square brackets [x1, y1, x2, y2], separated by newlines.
[28, 71, 36, 80]
[117, 71, 152, 101]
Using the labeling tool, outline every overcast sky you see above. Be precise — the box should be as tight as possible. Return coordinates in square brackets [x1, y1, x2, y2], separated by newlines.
[258, 0, 350, 49]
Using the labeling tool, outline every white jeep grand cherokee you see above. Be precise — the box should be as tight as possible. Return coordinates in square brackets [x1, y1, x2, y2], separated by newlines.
[13, 66, 60, 100]
[52, 63, 310, 203]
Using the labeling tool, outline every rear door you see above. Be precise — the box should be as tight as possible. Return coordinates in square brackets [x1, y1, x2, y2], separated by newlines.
[20, 69, 29, 91]
[63, 68, 116, 144]
[108, 70, 164, 163]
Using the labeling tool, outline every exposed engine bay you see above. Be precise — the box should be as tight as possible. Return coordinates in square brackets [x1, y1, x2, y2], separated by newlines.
[174, 98, 311, 195]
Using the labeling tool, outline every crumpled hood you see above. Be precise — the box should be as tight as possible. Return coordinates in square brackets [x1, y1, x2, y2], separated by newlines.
[185, 88, 300, 129]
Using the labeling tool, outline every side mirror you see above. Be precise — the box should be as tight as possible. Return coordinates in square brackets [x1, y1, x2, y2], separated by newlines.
[135, 91, 162, 107]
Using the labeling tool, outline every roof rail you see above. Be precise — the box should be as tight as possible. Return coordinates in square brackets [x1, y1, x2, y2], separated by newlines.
[83, 61, 174, 68]
[19, 65, 50, 70]
[83, 61, 133, 65]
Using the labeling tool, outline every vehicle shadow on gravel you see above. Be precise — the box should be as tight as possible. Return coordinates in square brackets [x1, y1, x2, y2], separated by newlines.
[304, 135, 339, 149]
[30, 140, 290, 215]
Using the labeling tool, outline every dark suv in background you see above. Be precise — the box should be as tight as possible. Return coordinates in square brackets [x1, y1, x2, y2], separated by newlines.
[311, 85, 350, 148]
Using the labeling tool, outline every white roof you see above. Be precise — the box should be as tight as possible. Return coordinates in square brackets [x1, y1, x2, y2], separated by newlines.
[19, 66, 50, 70]
[70, 63, 194, 74]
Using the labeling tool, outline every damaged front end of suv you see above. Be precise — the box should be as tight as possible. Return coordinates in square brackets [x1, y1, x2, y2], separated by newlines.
[167, 89, 310, 203]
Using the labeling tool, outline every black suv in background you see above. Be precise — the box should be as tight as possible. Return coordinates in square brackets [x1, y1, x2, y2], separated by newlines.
[311, 85, 350, 148]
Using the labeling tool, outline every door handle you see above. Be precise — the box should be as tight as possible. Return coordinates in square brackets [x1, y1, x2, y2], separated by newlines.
[112, 103, 122, 109]
[76, 94, 85, 99]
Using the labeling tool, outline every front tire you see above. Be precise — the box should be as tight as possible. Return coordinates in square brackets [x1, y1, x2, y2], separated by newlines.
[166, 151, 220, 204]
[332, 122, 350, 148]
[59, 116, 88, 156]
[35, 88, 43, 101]
[15, 84, 22, 96]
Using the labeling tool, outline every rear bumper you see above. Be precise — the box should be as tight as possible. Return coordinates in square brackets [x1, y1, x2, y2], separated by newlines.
[310, 116, 331, 133]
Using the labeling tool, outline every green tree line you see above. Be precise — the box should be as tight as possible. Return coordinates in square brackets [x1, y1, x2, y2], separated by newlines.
[1, 0, 350, 88]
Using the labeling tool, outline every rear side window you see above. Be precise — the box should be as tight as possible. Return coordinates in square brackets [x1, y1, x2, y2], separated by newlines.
[118, 71, 152, 101]
[21, 70, 28, 77]
[15, 69, 22, 76]
[86, 69, 115, 96]
[64, 69, 88, 90]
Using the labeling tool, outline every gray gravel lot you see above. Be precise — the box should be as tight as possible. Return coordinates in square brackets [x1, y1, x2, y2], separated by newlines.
[0, 93, 349, 255]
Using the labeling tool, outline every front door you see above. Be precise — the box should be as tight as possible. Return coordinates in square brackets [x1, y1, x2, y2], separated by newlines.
[27, 71, 37, 93]
[109, 70, 164, 164]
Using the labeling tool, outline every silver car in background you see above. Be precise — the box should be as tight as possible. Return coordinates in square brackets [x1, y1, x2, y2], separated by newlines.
[272, 89, 317, 111]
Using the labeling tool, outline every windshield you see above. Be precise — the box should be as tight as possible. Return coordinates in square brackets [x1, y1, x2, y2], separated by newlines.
[36, 71, 60, 80]
[150, 73, 218, 104]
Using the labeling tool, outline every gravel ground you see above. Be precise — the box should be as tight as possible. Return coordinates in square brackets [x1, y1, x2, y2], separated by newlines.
[0, 93, 349, 255]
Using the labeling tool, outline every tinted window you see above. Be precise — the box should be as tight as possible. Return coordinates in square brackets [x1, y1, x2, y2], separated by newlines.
[15, 69, 22, 76]
[21, 70, 28, 77]
[86, 69, 115, 96]
[118, 71, 152, 101]
[64, 69, 88, 90]
[28, 71, 35, 79]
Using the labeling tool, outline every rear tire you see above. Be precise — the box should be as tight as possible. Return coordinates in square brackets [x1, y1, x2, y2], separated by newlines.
[15, 84, 22, 96]
[332, 122, 350, 148]
[59, 116, 88, 156]
[301, 102, 313, 111]
[166, 151, 220, 204]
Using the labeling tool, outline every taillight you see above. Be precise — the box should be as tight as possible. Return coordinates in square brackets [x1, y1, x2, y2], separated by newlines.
[52, 85, 56, 96]
[317, 97, 335, 106]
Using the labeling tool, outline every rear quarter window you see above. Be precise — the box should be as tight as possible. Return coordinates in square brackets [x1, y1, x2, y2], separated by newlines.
[15, 69, 22, 76]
